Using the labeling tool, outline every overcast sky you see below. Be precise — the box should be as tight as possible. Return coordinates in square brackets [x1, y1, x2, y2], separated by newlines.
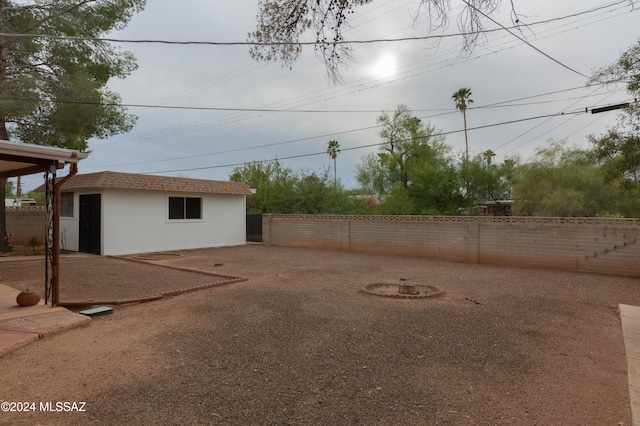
[17, 0, 640, 191]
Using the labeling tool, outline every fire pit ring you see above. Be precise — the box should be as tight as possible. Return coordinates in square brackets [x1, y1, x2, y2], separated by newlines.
[361, 282, 443, 299]
[132, 252, 184, 261]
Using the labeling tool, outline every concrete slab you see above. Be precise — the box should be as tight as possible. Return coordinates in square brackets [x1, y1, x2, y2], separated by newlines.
[620, 304, 640, 426]
[0, 284, 91, 357]
[0, 301, 68, 321]
[622, 306, 640, 320]
[0, 329, 39, 356]
[622, 316, 640, 342]
[631, 386, 640, 426]
[0, 310, 90, 335]
[0, 284, 61, 320]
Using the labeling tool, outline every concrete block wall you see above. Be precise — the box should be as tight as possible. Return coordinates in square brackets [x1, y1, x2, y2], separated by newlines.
[263, 214, 640, 278]
[347, 217, 471, 262]
[5, 207, 46, 245]
[575, 224, 640, 276]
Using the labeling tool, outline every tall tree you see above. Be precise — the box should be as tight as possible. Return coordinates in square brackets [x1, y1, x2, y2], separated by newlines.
[249, 0, 511, 81]
[464, 152, 517, 210]
[4, 179, 14, 198]
[588, 39, 640, 193]
[499, 158, 518, 199]
[356, 104, 461, 214]
[355, 152, 385, 195]
[326, 139, 341, 185]
[376, 104, 430, 189]
[229, 160, 295, 214]
[511, 140, 630, 217]
[230, 160, 365, 214]
[452, 87, 474, 163]
[0, 0, 145, 252]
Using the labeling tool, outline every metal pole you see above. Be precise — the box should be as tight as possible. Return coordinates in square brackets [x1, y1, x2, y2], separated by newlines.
[44, 166, 56, 304]
[52, 163, 78, 306]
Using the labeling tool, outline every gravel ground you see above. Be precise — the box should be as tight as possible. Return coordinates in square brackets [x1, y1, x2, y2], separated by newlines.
[0, 244, 638, 425]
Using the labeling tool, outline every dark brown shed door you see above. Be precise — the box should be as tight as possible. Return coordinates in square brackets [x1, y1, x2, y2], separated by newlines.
[79, 194, 101, 255]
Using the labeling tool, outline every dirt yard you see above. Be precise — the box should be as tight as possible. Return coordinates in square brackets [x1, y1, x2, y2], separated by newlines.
[0, 244, 638, 425]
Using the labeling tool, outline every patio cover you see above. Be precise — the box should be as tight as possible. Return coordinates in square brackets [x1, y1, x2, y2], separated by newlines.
[1, 139, 88, 305]
[0, 139, 86, 178]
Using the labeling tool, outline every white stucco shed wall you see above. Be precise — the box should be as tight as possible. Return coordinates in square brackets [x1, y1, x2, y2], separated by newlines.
[60, 188, 247, 255]
[60, 208, 81, 252]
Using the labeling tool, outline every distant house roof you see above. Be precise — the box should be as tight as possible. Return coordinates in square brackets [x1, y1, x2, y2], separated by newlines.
[53, 171, 253, 196]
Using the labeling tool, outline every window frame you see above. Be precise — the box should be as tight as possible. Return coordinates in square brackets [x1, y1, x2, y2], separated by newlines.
[168, 196, 202, 220]
[60, 192, 74, 218]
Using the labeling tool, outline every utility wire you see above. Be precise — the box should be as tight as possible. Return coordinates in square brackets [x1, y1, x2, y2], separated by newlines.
[89, 88, 623, 170]
[3, 82, 620, 129]
[0, 96, 427, 114]
[461, 0, 590, 79]
[74, 1, 633, 146]
[494, 84, 608, 154]
[0, 27, 546, 46]
[5, 88, 615, 114]
[499, 92, 623, 156]
[102, 5, 634, 144]
[0, 0, 632, 48]
[142, 110, 585, 175]
[136, 95, 635, 174]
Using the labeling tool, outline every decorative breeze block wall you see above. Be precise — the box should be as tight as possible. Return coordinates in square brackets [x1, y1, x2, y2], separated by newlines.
[263, 215, 640, 278]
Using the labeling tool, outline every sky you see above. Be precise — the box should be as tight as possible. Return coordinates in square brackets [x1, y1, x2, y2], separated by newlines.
[15, 0, 640, 192]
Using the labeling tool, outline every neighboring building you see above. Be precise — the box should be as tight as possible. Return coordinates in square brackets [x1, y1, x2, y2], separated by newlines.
[4, 197, 37, 207]
[479, 200, 514, 216]
[54, 171, 252, 255]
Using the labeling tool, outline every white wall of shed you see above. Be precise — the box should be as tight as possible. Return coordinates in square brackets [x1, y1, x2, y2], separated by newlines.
[59, 189, 247, 255]
[60, 195, 82, 252]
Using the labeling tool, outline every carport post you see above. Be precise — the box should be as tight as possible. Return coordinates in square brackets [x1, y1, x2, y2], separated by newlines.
[44, 165, 55, 304]
[51, 163, 78, 306]
[0, 140, 86, 306]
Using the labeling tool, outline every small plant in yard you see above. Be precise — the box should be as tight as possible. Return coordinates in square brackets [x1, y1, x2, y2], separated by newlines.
[2, 233, 14, 252]
[26, 236, 42, 255]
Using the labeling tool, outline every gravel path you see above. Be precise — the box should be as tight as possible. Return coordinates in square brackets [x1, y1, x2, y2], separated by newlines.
[0, 244, 638, 425]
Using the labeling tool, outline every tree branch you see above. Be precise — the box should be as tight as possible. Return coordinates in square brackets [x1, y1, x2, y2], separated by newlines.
[19, 0, 98, 35]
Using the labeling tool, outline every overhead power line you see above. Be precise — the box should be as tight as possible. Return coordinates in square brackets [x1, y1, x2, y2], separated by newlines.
[0, 96, 427, 114]
[163, 9, 635, 138]
[461, 0, 590, 78]
[89, 92, 629, 170]
[0, 30, 498, 46]
[138, 95, 635, 175]
[143, 110, 586, 175]
[0, 0, 632, 48]
[94, 5, 635, 145]
[9, 3, 624, 146]
[0, 82, 620, 115]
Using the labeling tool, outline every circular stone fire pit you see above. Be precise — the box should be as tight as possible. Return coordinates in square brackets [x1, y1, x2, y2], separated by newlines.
[132, 252, 184, 261]
[362, 282, 443, 299]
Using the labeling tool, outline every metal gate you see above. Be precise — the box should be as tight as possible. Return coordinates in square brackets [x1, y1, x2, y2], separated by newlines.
[246, 214, 262, 242]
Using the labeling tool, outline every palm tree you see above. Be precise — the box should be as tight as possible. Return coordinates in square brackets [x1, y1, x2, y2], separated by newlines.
[482, 149, 496, 167]
[500, 158, 517, 199]
[327, 140, 341, 185]
[452, 88, 474, 162]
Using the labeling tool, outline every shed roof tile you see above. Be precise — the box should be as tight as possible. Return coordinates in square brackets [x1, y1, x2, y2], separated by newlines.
[57, 171, 252, 195]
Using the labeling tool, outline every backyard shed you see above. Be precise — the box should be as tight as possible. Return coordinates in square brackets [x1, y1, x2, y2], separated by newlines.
[54, 171, 252, 255]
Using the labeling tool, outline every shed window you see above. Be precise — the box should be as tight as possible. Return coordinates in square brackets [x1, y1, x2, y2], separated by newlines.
[169, 197, 202, 220]
[60, 192, 74, 217]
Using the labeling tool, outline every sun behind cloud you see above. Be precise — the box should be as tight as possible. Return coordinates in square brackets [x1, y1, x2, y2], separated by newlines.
[370, 53, 397, 78]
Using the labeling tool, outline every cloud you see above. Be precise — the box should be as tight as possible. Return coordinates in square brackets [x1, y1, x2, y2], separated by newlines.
[19, 0, 639, 191]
